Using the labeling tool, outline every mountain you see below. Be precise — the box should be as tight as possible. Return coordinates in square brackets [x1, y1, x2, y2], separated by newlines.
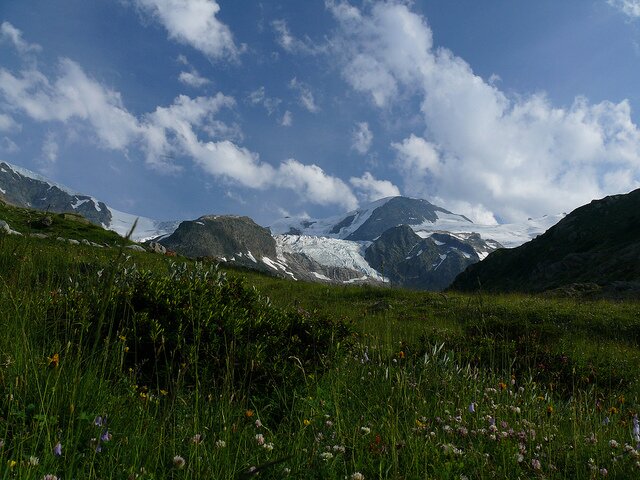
[364, 226, 499, 290]
[0, 161, 177, 241]
[271, 196, 563, 248]
[158, 215, 379, 284]
[0, 160, 568, 291]
[450, 188, 640, 296]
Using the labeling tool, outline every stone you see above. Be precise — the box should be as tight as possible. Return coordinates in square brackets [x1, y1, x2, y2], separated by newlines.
[148, 241, 167, 254]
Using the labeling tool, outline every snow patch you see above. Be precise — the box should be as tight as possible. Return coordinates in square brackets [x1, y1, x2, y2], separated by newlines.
[312, 272, 332, 281]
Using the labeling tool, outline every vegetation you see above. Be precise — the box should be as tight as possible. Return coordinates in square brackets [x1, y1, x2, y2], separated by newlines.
[0, 209, 639, 479]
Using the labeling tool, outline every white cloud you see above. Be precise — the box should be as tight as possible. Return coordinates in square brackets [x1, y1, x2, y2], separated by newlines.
[131, 0, 239, 60]
[352, 121, 373, 154]
[289, 77, 319, 113]
[609, 0, 640, 18]
[0, 113, 20, 132]
[278, 159, 358, 210]
[0, 58, 141, 150]
[0, 22, 41, 54]
[281, 110, 293, 127]
[41, 132, 59, 163]
[247, 87, 282, 115]
[349, 172, 400, 202]
[271, 19, 323, 55]
[0, 137, 19, 154]
[330, 1, 640, 222]
[178, 70, 211, 88]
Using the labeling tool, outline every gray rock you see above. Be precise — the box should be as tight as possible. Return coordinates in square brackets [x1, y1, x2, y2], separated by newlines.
[67, 239, 80, 245]
[148, 241, 167, 254]
[126, 244, 146, 252]
[30, 233, 48, 239]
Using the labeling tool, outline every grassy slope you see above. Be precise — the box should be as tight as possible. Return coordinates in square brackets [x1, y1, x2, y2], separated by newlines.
[0, 203, 639, 478]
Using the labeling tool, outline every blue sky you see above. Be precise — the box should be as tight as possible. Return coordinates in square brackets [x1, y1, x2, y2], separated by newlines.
[1, 0, 640, 225]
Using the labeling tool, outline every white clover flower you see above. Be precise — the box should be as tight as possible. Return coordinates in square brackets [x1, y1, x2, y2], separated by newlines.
[515, 453, 524, 463]
[320, 452, 333, 461]
[28, 456, 39, 466]
[360, 426, 371, 435]
[255, 419, 263, 428]
[332, 444, 345, 453]
[610, 439, 619, 448]
[215, 439, 226, 448]
[255, 433, 265, 446]
[191, 433, 203, 445]
[531, 458, 541, 470]
[173, 455, 186, 469]
[263, 442, 274, 451]
[351, 473, 365, 480]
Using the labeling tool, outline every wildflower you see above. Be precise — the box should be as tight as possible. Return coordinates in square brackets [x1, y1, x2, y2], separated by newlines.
[515, 453, 524, 463]
[94, 416, 105, 426]
[172, 455, 186, 469]
[43, 475, 58, 480]
[361, 426, 371, 434]
[498, 382, 507, 390]
[603, 417, 610, 426]
[48, 353, 59, 368]
[29, 456, 39, 466]
[7, 459, 17, 468]
[263, 442, 274, 451]
[633, 415, 640, 442]
[609, 406, 619, 415]
[320, 452, 333, 461]
[53, 442, 62, 456]
[283, 467, 291, 475]
[191, 433, 203, 445]
[600, 468, 608, 476]
[303, 419, 311, 426]
[546, 404, 554, 416]
[160, 389, 168, 396]
[101, 430, 112, 442]
[0, 439, 4, 448]
[351, 473, 365, 480]
[531, 458, 541, 470]
[468, 402, 475, 413]
[610, 439, 619, 448]
[245, 409, 254, 418]
[398, 351, 405, 359]
[332, 444, 346, 453]
[255, 434, 265, 446]
[255, 419, 262, 428]
[215, 439, 226, 448]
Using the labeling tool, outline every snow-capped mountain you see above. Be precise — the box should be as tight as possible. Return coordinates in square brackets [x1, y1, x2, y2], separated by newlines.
[0, 161, 178, 241]
[0, 160, 566, 290]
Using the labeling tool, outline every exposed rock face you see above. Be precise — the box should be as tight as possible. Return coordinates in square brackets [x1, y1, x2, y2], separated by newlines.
[345, 197, 469, 241]
[450, 188, 640, 295]
[364, 225, 500, 290]
[159, 215, 277, 266]
[0, 162, 113, 227]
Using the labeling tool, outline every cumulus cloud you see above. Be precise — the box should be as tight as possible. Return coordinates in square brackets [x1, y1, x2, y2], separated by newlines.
[0, 46, 358, 209]
[349, 172, 400, 202]
[609, 0, 640, 17]
[0, 22, 41, 54]
[131, 0, 239, 60]
[278, 159, 358, 209]
[329, 1, 640, 222]
[352, 121, 373, 154]
[289, 77, 319, 113]
[178, 70, 211, 88]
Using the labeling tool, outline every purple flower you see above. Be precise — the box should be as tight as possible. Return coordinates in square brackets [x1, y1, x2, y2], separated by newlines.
[468, 402, 475, 413]
[603, 416, 610, 426]
[101, 430, 112, 442]
[94, 416, 104, 426]
[53, 442, 62, 456]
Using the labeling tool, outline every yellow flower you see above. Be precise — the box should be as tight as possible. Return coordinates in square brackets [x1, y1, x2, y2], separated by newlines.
[245, 409, 254, 418]
[303, 419, 311, 426]
[160, 389, 169, 396]
[118, 335, 127, 342]
[7, 460, 17, 468]
[546, 404, 554, 415]
[498, 382, 507, 390]
[398, 351, 405, 359]
[47, 353, 59, 368]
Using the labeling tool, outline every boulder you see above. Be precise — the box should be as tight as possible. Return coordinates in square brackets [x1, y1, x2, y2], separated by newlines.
[148, 241, 167, 254]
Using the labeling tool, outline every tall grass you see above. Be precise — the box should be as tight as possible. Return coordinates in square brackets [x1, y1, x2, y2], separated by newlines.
[0, 234, 639, 479]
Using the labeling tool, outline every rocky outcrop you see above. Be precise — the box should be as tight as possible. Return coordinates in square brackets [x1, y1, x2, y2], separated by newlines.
[451, 188, 640, 294]
[365, 225, 500, 290]
[159, 215, 277, 267]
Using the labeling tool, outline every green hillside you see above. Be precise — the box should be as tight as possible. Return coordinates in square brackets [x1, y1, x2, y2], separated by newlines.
[1, 199, 640, 479]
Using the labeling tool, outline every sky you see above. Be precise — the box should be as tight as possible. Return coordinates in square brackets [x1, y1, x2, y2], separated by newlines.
[1, 0, 640, 226]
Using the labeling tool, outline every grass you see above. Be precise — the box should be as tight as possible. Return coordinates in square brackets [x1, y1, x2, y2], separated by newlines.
[0, 216, 639, 479]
